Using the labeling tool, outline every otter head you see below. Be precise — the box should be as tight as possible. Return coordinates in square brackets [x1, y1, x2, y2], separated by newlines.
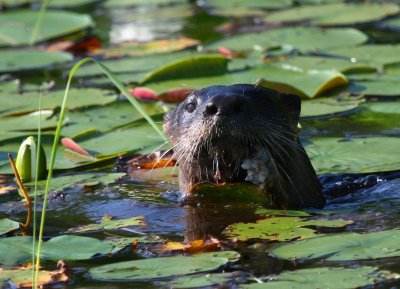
[163, 84, 325, 209]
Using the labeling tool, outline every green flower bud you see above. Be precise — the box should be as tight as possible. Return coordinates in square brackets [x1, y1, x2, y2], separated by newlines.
[15, 136, 47, 182]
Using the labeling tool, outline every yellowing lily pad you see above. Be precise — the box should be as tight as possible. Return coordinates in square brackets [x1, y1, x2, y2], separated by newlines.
[241, 267, 400, 289]
[0, 10, 93, 46]
[270, 229, 400, 261]
[265, 3, 400, 26]
[224, 217, 351, 242]
[88, 251, 240, 281]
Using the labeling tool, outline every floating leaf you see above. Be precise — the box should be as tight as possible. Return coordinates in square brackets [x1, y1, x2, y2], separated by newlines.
[0, 235, 114, 266]
[0, 10, 93, 47]
[0, 88, 117, 117]
[67, 215, 145, 234]
[367, 101, 400, 114]
[207, 27, 367, 53]
[301, 97, 362, 119]
[207, 0, 292, 10]
[241, 267, 400, 289]
[328, 45, 400, 69]
[224, 217, 351, 242]
[24, 172, 126, 196]
[348, 79, 400, 97]
[270, 229, 400, 261]
[141, 54, 229, 84]
[0, 50, 73, 73]
[0, 110, 66, 132]
[0, 218, 20, 235]
[255, 209, 311, 217]
[265, 3, 400, 25]
[162, 272, 237, 289]
[104, 0, 186, 8]
[0, 265, 69, 288]
[308, 137, 400, 174]
[88, 251, 240, 281]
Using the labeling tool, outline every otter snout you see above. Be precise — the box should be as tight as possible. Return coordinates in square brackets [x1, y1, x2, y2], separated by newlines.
[203, 94, 247, 117]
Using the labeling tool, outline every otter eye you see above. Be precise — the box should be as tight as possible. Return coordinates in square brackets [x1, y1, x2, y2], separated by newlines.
[185, 102, 197, 113]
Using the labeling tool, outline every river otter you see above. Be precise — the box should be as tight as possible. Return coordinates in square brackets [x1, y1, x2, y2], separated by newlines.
[163, 84, 325, 209]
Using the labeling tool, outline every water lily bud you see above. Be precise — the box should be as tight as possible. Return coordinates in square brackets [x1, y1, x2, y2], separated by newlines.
[15, 136, 47, 182]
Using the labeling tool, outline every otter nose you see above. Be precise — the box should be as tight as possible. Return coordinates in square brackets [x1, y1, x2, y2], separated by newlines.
[203, 95, 246, 117]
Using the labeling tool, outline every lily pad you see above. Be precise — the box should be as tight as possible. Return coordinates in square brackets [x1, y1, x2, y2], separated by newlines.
[308, 137, 400, 174]
[255, 209, 311, 217]
[224, 217, 351, 242]
[0, 218, 20, 235]
[348, 79, 400, 97]
[0, 88, 117, 117]
[265, 3, 400, 25]
[88, 251, 240, 281]
[207, 27, 367, 53]
[67, 215, 145, 234]
[0, 50, 73, 73]
[141, 54, 229, 84]
[367, 101, 400, 114]
[0, 10, 93, 46]
[270, 229, 400, 261]
[162, 272, 237, 288]
[301, 97, 362, 119]
[104, 0, 185, 8]
[0, 235, 114, 266]
[328, 45, 400, 69]
[241, 266, 400, 289]
[0, 110, 66, 131]
[207, 0, 292, 10]
[24, 172, 126, 196]
[48, 0, 103, 8]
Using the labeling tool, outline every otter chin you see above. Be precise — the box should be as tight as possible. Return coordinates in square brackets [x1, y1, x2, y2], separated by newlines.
[163, 84, 325, 209]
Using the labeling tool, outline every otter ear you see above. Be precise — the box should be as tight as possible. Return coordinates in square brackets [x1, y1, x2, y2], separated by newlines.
[280, 93, 301, 123]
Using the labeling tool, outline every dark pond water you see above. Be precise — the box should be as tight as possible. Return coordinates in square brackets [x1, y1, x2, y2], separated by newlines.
[1, 1, 400, 289]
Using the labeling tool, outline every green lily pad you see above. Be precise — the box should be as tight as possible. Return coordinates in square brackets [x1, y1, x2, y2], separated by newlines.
[224, 217, 351, 242]
[301, 97, 362, 119]
[104, 0, 185, 8]
[0, 10, 93, 47]
[162, 272, 237, 288]
[308, 137, 400, 174]
[0, 50, 73, 73]
[207, 0, 292, 10]
[67, 215, 145, 234]
[48, 0, 103, 8]
[0, 110, 67, 132]
[0, 235, 114, 266]
[270, 229, 400, 261]
[256, 65, 348, 98]
[367, 101, 400, 114]
[146, 64, 348, 99]
[328, 45, 400, 69]
[275, 56, 376, 74]
[241, 267, 400, 289]
[141, 54, 229, 84]
[61, 101, 165, 138]
[348, 79, 400, 97]
[88, 251, 240, 281]
[0, 218, 20, 235]
[25, 172, 126, 196]
[265, 3, 400, 25]
[255, 209, 311, 217]
[0, 88, 117, 117]
[207, 27, 367, 53]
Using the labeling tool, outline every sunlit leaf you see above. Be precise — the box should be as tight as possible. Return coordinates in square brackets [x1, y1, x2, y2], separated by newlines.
[224, 217, 351, 242]
[88, 251, 240, 281]
[0, 218, 20, 235]
[270, 229, 400, 261]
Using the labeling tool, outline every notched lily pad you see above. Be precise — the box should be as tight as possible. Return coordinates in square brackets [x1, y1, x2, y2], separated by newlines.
[224, 217, 351, 242]
[67, 215, 145, 234]
[265, 3, 400, 26]
[241, 266, 400, 289]
[0, 218, 20, 235]
[88, 251, 240, 281]
[270, 229, 400, 261]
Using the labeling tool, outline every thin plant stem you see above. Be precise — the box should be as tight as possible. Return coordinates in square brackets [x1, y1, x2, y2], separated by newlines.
[34, 57, 167, 286]
[8, 154, 32, 229]
[32, 91, 42, 289]
[29, 0, 51, 45]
